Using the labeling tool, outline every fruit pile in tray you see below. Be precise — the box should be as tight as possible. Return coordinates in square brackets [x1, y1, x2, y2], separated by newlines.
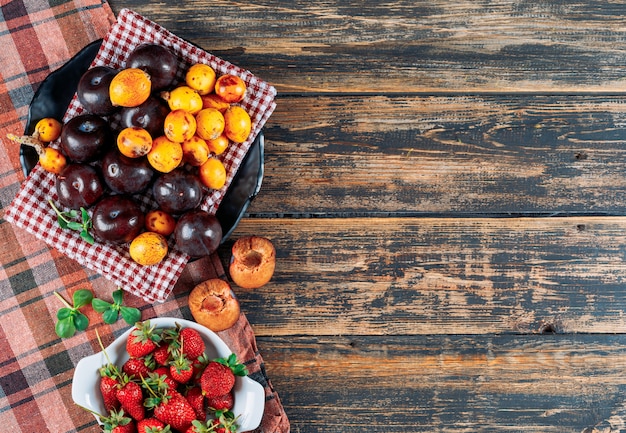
[5, 9, 276, 302]
[10, 42, 253, 267]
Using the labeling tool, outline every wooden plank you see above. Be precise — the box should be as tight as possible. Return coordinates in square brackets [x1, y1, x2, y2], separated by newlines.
[249, 94, 626, 216]
[256, 334, 626, 432]
[219, 216, 626, 336]
[111, 1, 626, 93]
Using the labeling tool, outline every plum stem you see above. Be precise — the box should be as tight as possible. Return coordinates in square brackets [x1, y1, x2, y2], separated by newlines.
[48, 199, 71, 225]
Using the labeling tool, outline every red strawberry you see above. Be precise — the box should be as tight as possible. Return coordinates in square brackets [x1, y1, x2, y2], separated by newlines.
[169, 349, 194, 384]
[136, 417, 169, 433]
[151, 389, 197, 432]
[100, 373, 121, 412]
[200, 362, 235, 398]
[152, 366, 179, 390]
[206, 392, 233, 411]
[210, 410, 239, 433]
[185, 386, 206, 420]
[153, 344, 172, 366]
[116, 378, 145, 421]
[178, 327, 205, 360]
[100, 408, 136, 433]
[170, 362, 194, 384]
[184, 420, 211, 433]
[127, 321, 161, 358]
[211, 420, 228, 433]
[123, 357, 155, 380]
[113, 421, 138, 433]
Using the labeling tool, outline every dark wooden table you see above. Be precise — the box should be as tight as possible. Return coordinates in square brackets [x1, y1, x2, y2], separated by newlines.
[109, 1, 626, 431]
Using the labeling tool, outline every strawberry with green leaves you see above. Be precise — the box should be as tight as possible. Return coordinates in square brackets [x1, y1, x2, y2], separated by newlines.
[123, 356, 155, 380]
[214, 410, 240, 433]
[142, 366, 195, 431]
[96, 331, 123, 412]
[200, 354, 247, 399]
[151, 366, 179, 390]
[136, 417, 171, 433]
[127, 321, 161, 357]
[146, 388, 197, 432]
[163, 325, 206, 361]
[184, 419, 212, 433]
[127, 321, 162, 358]
[97, 407, 136, 433]
[116, 375, 145, 421]
[169, 351, 194, 384]
[153, 343, 172, 367]
[184, 411, 239, 433]
[100, 365, 121, 412]
[200, 362, 233, 399]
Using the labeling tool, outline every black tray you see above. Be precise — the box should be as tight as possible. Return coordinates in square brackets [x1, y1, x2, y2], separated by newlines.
[20, 39, 264, 243]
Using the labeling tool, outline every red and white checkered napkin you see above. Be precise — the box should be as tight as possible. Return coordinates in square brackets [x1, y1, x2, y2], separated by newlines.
[5, 9, 277, 303]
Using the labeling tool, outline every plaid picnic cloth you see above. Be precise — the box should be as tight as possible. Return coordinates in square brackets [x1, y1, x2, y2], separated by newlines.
[4, 8, 278, 303]
[0, 2, 288, 432]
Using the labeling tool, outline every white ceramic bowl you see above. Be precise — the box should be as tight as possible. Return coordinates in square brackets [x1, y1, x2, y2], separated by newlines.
[71, 317, 264, 432]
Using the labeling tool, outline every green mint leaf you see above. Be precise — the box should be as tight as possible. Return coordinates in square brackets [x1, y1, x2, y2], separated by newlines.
[92, 298, 113, 313]
[72, 289, 93, 308]
[102, 308, 119, 324]
[120, 306, 141, 325]
[67, 209, 79, 219]
[80, 207, 90, 223]
[56, 318, 76, 338]
[80, 230, 95, 245]
[112, 289, 124, 306]
[56, 307, 73, 320]
[57, 215, 69, 229]
[66, 221, 83, 231]
[74, 312, 89, 331]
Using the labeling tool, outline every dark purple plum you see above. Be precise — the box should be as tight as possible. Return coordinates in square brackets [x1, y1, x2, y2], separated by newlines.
[59, 114, 112, 163]
[55, 163, 104, 209]
[91, 195, 144, 244]
[152, 170, 203, 215]
[125, 43, 179, 91]
[174, 209, 222, 257]
[77, 66, 119, 116]
[101, 150, 155, 194]
[119, 96, 170, 138]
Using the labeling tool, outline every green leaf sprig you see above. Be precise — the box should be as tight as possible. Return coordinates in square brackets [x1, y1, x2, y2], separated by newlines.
[53, 288, 142, 338]
[48, 199, 94, 244]
[92, 289, 141, 325]
[54, 289, 93, 338]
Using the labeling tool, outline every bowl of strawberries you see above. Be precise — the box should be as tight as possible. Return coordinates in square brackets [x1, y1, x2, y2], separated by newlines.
[71, 317, 264, 432]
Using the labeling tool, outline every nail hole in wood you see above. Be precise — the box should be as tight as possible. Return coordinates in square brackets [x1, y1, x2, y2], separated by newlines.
[540, 323, 557, 334]
[575, 152, 588, 160]
[577, 224, 586, 232]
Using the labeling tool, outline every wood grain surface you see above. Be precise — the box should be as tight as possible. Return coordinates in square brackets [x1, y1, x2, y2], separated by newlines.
[116, 0, 626, 93]
[108, 1, 626, 431]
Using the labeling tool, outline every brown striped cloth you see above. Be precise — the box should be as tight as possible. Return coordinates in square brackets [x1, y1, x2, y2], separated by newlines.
[0, 2, 289, 432]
